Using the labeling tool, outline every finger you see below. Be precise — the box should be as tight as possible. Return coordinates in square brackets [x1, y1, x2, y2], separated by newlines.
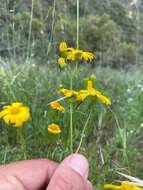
[86, 181, 93, 190]
[47, 154, 89, 190]
[0, 159, 58, 190]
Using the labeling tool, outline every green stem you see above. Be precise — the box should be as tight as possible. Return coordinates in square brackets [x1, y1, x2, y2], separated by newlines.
[75, 110, 92, 153]
[69, 71, 73, 153]
[27, 0, 34, 60]
[70, 103, 73, 153]
[76, 0, 80, 49]
[135, 2, 139, 66]
[47, 0, 56, 56]
[17, 128, 27, 159]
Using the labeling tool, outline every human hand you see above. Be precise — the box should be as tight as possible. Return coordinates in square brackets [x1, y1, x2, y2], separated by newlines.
[0, 154, 92, 190]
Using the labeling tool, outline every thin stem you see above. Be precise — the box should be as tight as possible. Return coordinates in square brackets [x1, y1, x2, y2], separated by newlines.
[17, 128, 27, 159]
[135, 2, 140, 66]
[75, 110, 92, 153]
[69, 71, 73, 153]
[47, 96, 68, 106]
[47, 0, 56, 56]
[76, 0, 79, 49]
[70, 103, 73, 153]
[27, 0, 34, 60]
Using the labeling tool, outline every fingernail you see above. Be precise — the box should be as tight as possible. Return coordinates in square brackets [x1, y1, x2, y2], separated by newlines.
[69, 154, 89, 178]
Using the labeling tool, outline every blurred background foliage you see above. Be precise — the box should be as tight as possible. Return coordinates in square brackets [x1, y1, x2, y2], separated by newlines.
[0, 0, 142, 67]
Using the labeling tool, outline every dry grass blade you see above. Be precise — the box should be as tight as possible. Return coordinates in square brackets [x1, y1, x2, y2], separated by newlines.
[117, 172, 143, 187]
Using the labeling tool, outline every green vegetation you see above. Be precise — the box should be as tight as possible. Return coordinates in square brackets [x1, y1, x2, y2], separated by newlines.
[0, 0, 142, 66]
[0, 0, 143, 188]
[0, 62, 143, 186]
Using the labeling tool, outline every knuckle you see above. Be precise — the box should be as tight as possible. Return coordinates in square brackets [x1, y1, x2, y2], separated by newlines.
[54, 174, 74, 190]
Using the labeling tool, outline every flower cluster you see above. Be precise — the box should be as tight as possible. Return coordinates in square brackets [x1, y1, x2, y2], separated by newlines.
[59, 78, 111, 105]
[48, 75, 111, 136]
[58, 42, 94, 67]
[0, 101, 63, 135]
[47, 101, 65, 135]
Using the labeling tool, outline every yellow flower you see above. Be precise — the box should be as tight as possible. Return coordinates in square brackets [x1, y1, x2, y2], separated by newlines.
[58, 42, 94, 62]
[59, 42, 68, 52]
[96, 94, 112, 105]
[81, 51, 94, 61]
[76, 90, 89, 101]
[122, 183, 143, 190]
[48, 123, 61, 135]
[104, 184, 121, 190]
[67, 51, 76, 61]
[76, 80, 111, 105]
[58, 57, 67, 68]
[0, 102, 30, 127]
[67, 49, 83, 61]
[50, 101, 65, 112]
[59, 88, 78, 98]
[104, 182, 143, 190]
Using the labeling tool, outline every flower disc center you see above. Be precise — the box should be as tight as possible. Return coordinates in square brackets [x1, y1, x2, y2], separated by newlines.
[10, 107, 20, 115]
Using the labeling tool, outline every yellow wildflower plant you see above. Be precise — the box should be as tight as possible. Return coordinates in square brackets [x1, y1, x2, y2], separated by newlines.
[50, 101, 65, 112]
[58, 78, 111, 105]
[58, 42, 94, 62]
[76, 80, 112, 105]
[0, 102, 30, 127]
[48, 123, 61, 135]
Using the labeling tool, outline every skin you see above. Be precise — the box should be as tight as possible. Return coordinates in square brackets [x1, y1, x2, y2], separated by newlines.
[0, 154, 92, 190]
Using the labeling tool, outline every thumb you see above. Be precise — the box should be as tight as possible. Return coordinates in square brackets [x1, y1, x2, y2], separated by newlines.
[47, 154, 92, 190]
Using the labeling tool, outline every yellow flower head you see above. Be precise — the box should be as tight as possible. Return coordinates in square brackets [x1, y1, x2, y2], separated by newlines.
[67, 51, 76, 61]
[59, 88, 78, 98]
[58, 42, 94, 63]
[0, 102, 30, 127]
[76, 80, 111, 105]
[59, 42, 68, 52]
[121, 182, 143, 190]
[58, 57, 67, 68]
[48, 123, 61, 135]
[104, 184, 121, 190]
[104, 182, 143, 190]
[67, 49, 83, 61]
[76, 90, 89, 101]
[50, 101, 65, 112]
[81, 51, 94, 61]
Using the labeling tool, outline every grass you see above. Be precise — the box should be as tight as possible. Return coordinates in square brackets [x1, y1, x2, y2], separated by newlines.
[0, 59, 143, 187]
